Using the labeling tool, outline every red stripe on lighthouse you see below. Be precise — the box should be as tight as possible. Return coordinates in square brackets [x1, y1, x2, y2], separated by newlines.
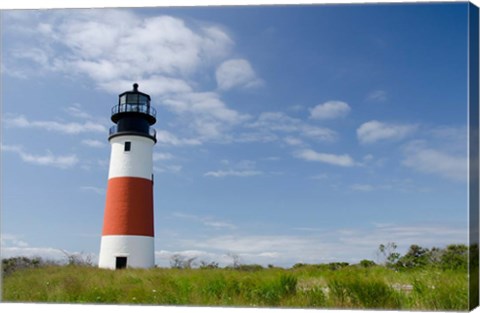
[102, 177, 154, 236]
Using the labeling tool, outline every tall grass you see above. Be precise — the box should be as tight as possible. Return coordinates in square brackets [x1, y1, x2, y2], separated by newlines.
[2, 264, 468, 310]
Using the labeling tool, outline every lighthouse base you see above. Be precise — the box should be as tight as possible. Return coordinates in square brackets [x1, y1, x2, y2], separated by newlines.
[98, 235, 154, 269]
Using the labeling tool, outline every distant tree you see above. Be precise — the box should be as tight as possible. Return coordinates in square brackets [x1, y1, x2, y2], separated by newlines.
[199, 260, 219, 269]
[2, 256, 58, 276]
[170, 254, 197, 269]
[170, 254, 184, 269]
[227, 253, 241, 269]
[359, 259, 376, 268]
[440, 244, 468, 270]
[292, 263, 306, 269]
[328, 262, 349, 270]
[427, 246, 443, 264]
[377, 242, 400, 268]
[236, 264, 264, 272]
[61, 250, 94, 267]
[396, 245, 430, 269]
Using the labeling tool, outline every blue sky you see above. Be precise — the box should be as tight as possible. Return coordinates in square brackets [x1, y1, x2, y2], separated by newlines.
[1, 3, 471, 267]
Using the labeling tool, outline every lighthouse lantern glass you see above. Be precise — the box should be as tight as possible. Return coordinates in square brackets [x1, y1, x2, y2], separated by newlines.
[127, 94, 139, 103]
[139, 95, 149, 105]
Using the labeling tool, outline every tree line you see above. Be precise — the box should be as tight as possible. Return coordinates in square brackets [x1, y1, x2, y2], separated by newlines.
[2, 243, 475, 275]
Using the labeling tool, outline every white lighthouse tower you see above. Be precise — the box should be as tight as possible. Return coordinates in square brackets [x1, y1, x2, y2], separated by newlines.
[99, 83, 156, 269]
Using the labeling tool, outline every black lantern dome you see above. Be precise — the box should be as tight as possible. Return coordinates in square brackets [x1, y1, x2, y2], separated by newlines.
[109, 83, 157, 142]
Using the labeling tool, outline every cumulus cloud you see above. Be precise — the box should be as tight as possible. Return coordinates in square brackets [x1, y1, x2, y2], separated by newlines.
[4, 11, 234, 93]
[294, 149, 355, 167]
[357, 120, 417, 144]
[163, 92, 251, 140]
[216, 59, 262, 90]
[4, 10, 258, 143]
[309, 101, 351, 120]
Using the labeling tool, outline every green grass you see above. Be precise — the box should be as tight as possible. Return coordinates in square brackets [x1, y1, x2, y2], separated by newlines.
[2, 265, 469, 310]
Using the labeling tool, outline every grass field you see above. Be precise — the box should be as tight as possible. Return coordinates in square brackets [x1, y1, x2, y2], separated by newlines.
[2, 264, 469, 310]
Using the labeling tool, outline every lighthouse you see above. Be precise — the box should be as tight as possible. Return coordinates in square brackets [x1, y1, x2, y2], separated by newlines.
[99, 83, 156, 269]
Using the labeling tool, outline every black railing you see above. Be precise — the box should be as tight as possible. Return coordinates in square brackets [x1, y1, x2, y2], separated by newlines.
[111, 103, 157, 119]
[109, 125, 156, 139]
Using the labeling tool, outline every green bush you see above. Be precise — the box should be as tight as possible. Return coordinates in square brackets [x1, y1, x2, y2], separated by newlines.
[328, 276, 401, 309]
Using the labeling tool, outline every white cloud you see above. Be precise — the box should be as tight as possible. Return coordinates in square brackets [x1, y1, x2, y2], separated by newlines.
[172, 212, 237, 230]
[4, 114, 106, 134]
[1, 234, 29, 248]
[204, 170, 262, 178]
[156, 130, 202, 146]
[64, 104, 92, 119]
[294, 149, 355, 167]
[402, 140, 467, 182]
[3, 10, 264, 146]
[357, 120, 417, 144]
[351, 184, 375, 192]
[154, 165, 183, 173]
[216, 58, 262, 90]
[153, 152, 174, 161]
[284, 136, 304, 146]
[1, 233, 95, 263]
[2, 144, 79, 169]
[163, 92, 250, 140]
[204, 159, 262, 178]
[165, 221, 467, 267]
[80, 186, 105, 195]
[81, 139, 105, 148]
[99, 75, 192, 97]
[309, 101, 351, 120]
[248, 111, 337, 143]
[366, 90, 387, 102]
[4, 10, 234, 96]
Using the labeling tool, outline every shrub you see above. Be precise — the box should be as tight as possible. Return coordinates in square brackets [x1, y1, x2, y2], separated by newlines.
[279, 274, 297, 296]
[236, 264, 264, 272]
[328, 276, 401, 309]
[2, 256, 54, 276]
[440, 244, 468, 271]
[359, 260, 376, 268]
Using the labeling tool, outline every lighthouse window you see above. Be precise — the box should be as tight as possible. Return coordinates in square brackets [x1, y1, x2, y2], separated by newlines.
[127, 94, 139, 103]
[139, 95, 148, 105]
[124, 141, 131, 151]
